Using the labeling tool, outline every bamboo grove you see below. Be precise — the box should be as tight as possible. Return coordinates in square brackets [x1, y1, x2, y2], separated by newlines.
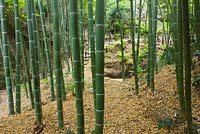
[0, 0, 198, 133]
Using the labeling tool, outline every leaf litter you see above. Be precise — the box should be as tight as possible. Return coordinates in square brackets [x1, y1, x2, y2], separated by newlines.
[0, 62, 199, 133]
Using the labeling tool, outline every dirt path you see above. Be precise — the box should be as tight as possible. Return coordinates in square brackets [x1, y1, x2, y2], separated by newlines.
[0, 64, 199, 133]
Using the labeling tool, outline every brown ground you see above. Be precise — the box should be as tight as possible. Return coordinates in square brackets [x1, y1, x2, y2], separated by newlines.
[0, 61, 200, 134]
[0, 35, 200, 134]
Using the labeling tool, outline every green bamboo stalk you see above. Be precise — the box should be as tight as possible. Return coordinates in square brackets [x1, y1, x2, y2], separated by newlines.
[150, 0, 155, 91]
[20, 31, 34, 108]
[88, 0, 96, 108]
[38, 0, 55, 101]
[147, 0, 152, 86]
[58, 0, 67, 101]
[148, 0, 157, 91]
[177, 0, 185, 117]
[30, 0, 41, 96]
[52, 0, 64, 128]
[148, 0, 154, 91]
[173, 0, 178, 86]
[95, 0, 105, 133]
[181, 1, 192, 133]
[152, 0, 158, 74]
[0, 0, 15, 115]
[130, 0, 138, 95]
[80, 0, 84, 90]
[13, 0, 21, 113]
[69, 0, 85, 133]
[26, 0, 42, 125]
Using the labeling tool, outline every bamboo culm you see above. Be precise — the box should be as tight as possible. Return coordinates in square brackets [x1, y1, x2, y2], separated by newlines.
[0, 0, 15, 115]
[147, 0, 152, 86]
[152, 0, 158, 74]
[95, 0, 105, 133]
[26, 0, 42, 125]
[69, 0, 85, 133]
[30, 0, 41, 96]
[130, 0, 139, 95]
[52, 0, 64, 128]
[181, 0, 192, 133]
[13, 0, 21, 113]
[177, 0, 185, 117]
[150, 0, 155, 92]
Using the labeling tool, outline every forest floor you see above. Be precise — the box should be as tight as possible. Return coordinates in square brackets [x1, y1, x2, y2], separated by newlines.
[0, 38, 200, 133]
[0, 61, 200, 134]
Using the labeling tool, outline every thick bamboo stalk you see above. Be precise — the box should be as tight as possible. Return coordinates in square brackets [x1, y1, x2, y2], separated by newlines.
[13, 0, 21, 113]
[150, 0, 155, 91]
[181, 0, 192, 133]
[52, 0, 64, 128]
[95, 0, 105, 133]
[30, 0, 40, 95]
[69, 0, 85, 133]
[0, 0, 15, 115]
[177, 0, 185, 117]
[26, 0, 42, 125]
